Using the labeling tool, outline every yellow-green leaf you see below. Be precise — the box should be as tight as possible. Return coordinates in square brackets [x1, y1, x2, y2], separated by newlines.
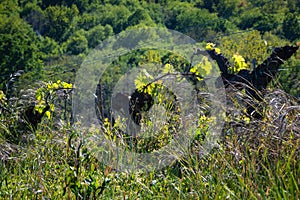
[214, 47, 221, 54]
[36, 93, 42, 101]
[50, 104, 55, 111]
[0, 90, 4, 100]
[206, 43, 215, 50]
[45, 111, 51, 119]
[62, 82, 72, 89]
[52, 83, 59, 89]
[163, 63, 175, 74]
[232, 53, 248, 73]
[190, 66, 197, 73]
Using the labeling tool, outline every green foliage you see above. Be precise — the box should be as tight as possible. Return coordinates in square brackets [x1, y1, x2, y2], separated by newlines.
[235, 7, 264, 30]
[206, 42, 221, 54]
[163, 1, 194, 30]
[43, 5, 79, 42]
[230, 53, 248, 73]
[254, 14, 281, 33]
[63, 0, 89, 13]
[0, 0, 300, 199]
[134, 69, 156, 94]
[20, 1, 45, 32]
[215, 0, 240, 19]
[86, 24, 113, 48]
[190, 56, 212, 80]
[65, 29, 88, 55]
[93, 4, 131, 33]
[39, 36, 63, 58]
[76, 12, 97, 30]
[262, 32, 289, 47]
[142, 2, 164, 25]
[35, 80, 73, 119]
[0, 89, 299, 199]
[219, 31, 299, 95]
[278, 57, 300, 97]
[0, 90, 7, 108]
[0, 0, 21, 16]
[0, 11, 43, 89]
[287, 0, 300, 13]
[165, 3, 222, 40]
[282, 13, 300, 41]
[219, 30, 268, 67]
[127, 8, 156, 27]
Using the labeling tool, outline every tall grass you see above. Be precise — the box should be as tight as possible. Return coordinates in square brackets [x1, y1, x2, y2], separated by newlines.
[0, 88, 299, 199]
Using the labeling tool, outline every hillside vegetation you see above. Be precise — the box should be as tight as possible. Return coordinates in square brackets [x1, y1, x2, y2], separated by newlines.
[0, 0, 299, 199]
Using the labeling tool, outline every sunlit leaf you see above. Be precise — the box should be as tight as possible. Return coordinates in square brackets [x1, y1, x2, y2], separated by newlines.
[45, 111, 51, 119]
[206, 43, 221, 54]
[50, 104, 55, 111]
[0, 90, 4, 100]
[231, 53, 248, 73]
[162, 63, 175, 74]
[206, 43, 215, 50]
[36, 93, 42, 101]
[52, 83, 59, 89]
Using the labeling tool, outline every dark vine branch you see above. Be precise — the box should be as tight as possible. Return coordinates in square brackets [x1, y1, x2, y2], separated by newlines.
[192, 45, 299, 117]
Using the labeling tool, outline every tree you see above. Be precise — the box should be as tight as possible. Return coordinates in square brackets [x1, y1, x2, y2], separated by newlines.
[43, 5, 79, 42]
[253, 14, 280, 34]
[163, 1, 194, 30]
[63, 0, 89, 13]
[219, 30, 269, 66]
[236, 7, 264, 30]
[86, 24, 113, 48]
[38, 36, 63, 59]
[127, 8, 155, 27]
[175, 7, 221, 40]
[0, 0, 21, 16]
[93, 4, 131, 34]
[20, 1, 45, 34]
[199, 0, 218, 13]
[76, 13, 97, 30]
[65, 29, 88, 55]
[282, 13, 300, 41]
[0, 13, 43, 90]
[287, 0, 300, 13]
[216, 0, 240, 19]
[40, 0, 62, 9]
[142, 2, 164, 25]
